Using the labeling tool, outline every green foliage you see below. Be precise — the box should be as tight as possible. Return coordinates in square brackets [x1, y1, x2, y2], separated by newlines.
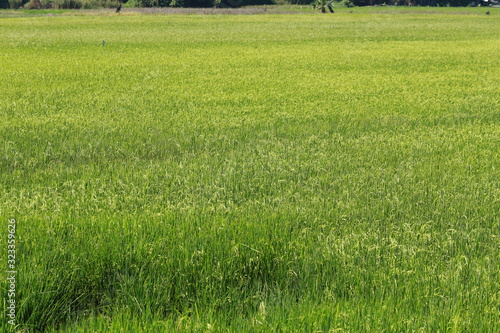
[0, 9, 499, 333]
[338, 0, 354, 7]
[126, 0, 215, 7]
[25, 0, 42, 8]
[347, 0, 473, 6]
[313, 0, 334, 12]
[7, 0, 22, 8]
[125, 0, 255, 7]
[355, 0, 480, 6]
[81, 0, 121, 8]
[48, 0, 120, 8]
[51, 0, 81, 8]
[126, 0, 159, 7]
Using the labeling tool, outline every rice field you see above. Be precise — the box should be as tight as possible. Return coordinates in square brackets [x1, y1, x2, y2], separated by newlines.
[1, 7, 499, 332]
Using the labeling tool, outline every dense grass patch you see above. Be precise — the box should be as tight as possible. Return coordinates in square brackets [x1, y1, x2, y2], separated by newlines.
[1, 8, 499, 332]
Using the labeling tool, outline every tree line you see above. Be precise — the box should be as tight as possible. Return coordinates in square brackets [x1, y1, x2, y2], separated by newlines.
[0, 0, 492, 11]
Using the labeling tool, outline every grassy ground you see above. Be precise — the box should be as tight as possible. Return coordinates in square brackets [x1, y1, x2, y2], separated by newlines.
[1, 7, 499, 332]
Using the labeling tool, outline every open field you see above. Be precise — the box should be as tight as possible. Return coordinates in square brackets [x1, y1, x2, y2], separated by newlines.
[1, 8, 499, 332]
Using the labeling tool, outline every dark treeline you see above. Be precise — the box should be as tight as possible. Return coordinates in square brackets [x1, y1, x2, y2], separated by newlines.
[0, 0, 494, 11]
[350, 0, 489, 6]
[296, 0, 493, 6]
[0, 0, 272, 8]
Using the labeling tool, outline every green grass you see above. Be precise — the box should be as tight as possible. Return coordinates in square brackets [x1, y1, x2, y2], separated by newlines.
[1, 8, 499, 332]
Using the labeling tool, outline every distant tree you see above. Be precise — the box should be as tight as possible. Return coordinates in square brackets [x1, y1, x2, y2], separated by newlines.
[313, 0, 334, 13]
[0, 0, 9, 8]
[7, 0, 23, 8]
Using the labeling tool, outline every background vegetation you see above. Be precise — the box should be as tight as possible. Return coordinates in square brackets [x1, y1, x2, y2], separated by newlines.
[2, 0, 497, 10]
[1, 8, 499, 333]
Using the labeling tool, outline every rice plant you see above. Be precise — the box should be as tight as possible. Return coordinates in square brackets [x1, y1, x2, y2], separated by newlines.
[0, 8, 499, 332]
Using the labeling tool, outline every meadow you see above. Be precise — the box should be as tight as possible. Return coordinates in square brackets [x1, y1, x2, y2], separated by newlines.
[1, 7, 499, 332]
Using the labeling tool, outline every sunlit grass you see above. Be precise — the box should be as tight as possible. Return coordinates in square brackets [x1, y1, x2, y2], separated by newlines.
[1, 8, 499, 332]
